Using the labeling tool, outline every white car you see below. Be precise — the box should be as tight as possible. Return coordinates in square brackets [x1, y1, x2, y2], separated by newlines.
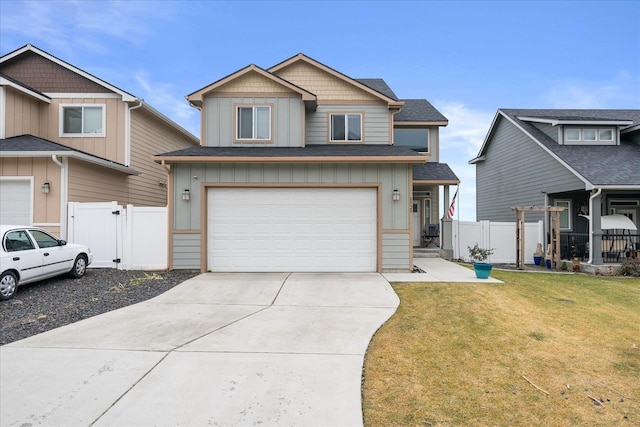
[0, 225, 93, 300]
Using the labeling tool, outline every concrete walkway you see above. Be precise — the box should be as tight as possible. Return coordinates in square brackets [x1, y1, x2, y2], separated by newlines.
[0, 273, 399, 427]
[384, 257, 503, 283]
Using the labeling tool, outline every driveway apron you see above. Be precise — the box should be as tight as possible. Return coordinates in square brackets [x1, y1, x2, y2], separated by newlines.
[0, 272, 399, 427]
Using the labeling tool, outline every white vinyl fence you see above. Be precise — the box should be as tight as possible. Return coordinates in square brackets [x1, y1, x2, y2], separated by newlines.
[453, 220, 544, 264]
[67, 202, 167, 270]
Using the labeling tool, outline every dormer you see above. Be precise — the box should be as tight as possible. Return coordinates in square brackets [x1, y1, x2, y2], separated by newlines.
[517, 116, 633, 146]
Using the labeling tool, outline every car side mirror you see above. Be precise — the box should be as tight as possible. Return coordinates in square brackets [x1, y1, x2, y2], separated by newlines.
[59, 240, 67, 246]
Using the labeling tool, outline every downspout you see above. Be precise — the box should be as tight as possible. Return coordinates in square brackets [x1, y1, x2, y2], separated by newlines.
[587, 188, 602, 264]
[125, 100, 144, 166]
[51, 155, 67, 238]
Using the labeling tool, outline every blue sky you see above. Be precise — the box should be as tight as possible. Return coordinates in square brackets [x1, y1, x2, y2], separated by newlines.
[1, 0, 639, 221]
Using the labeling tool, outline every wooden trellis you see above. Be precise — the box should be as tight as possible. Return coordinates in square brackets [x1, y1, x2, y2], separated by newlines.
[511, 206, 565, 270]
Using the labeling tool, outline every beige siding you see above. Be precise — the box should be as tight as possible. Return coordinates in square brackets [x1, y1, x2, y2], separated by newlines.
[67, 158, 129, 204]
[4, 87, 48, 138]
[215, 72, 298, 94]
[42, 98, 126, 164]
[273, 62, 381, 101]
[128, 108, 197, 206]
[0, 156, 61, 225]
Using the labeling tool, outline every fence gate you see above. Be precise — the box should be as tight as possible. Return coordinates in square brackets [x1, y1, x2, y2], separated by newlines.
[68, 201, 124, 268]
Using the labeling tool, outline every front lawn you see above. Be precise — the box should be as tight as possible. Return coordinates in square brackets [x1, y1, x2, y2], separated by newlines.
[363, 271, 640, 426]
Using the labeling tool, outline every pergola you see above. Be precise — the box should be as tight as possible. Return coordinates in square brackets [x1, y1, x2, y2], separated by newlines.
[511, 206, 565, 270]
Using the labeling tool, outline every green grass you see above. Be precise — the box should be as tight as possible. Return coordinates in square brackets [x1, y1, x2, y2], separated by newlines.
[363, 271, 640, 426]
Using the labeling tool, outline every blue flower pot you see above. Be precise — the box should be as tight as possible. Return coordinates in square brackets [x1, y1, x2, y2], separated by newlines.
[534, 256, 542, 265]
[473, 262, 493, 279]
[546, 259, 552, 269]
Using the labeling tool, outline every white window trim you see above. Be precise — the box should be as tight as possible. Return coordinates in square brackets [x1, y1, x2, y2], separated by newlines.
[59, 104, 106, 137]
[329, 113, 363, 143]
[564, 127, 616, 145]
[555, 199, 572, 231]
[235, 105, 272, 142]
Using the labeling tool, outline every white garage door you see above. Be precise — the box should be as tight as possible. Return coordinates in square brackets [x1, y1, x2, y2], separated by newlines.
[207, 188, 377, 272]
[0, 180, 32, 225]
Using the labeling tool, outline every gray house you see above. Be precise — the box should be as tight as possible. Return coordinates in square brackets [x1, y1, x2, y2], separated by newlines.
[471, 109, 640, 264]
[154, 54, 458, 273]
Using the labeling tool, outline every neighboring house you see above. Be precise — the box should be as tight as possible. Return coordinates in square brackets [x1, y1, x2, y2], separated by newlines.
[0, 44, 199, 238]
[154, 53, 458, 273]
[471, 109, 640, 264]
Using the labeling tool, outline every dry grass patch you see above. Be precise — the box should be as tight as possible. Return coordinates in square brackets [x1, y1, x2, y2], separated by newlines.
[363, 271, 640, 426]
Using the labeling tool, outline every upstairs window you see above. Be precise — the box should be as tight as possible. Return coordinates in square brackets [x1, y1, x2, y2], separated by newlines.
[330, 113, 362, 142]
[564, 127, 615, 144]
[394, 128, 429, 152]
[236, 105, 271, 141]
[60, 105, 104, 136]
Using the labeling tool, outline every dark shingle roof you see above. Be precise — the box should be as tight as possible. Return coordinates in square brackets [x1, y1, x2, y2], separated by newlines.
[413, 163, 459, 182]
[0, 134, 76, 152]
[500, 109, 640, 186]
[395, 99, 448, 123]
[156, 144, 423, 158]
[355, 78, 398, 100]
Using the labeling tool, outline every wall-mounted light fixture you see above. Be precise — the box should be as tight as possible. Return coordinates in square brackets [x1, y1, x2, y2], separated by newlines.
[42, 182, 51, 194]
[392, 189, 400, 201]
[182, 189, 190, 201]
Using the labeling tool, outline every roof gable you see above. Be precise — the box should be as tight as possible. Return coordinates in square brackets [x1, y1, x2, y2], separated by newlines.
[0, 44, 136, 101]
[269, 54, 403, 106]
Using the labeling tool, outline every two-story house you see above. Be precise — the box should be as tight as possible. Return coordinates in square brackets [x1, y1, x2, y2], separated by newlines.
[0, 44, 199, 238]
[471, 109, 640, 265]
[154, 54, 458, 273]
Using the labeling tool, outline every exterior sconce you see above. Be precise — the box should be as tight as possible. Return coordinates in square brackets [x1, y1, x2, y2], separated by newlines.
[182, 189, 190, 201]
[42, 182, 51, 194]
[392, 189, 400, 201]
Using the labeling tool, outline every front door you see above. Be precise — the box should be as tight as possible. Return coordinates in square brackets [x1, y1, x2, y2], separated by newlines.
[412, 201, 421, 247]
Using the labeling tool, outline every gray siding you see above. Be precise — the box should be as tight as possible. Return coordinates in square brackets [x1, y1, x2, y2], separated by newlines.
[531, 122, 558, 142]
[382, 233, 411, 270]
[306, 104, 390, 145]
[476, 116, 585, 222]
[204, 96, 303, 147]
[172, 233, 201, 269]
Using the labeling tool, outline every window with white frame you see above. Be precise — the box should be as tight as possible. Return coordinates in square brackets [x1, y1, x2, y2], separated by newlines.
[564, 127, 615, 144]
[60, 105, 105, 136]
[555, 200, 572, 230]
[330, 113, 362, 142]
[236, 105, 271, 141]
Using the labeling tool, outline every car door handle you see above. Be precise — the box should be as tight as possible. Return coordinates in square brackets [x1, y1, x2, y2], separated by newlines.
[13, 257, 20, 261]
[44, 253, 50, 257]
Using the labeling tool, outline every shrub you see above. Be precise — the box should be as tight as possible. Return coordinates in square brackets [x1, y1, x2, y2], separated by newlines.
[619, 258, 640, 277]
[467, 243, 494, 263]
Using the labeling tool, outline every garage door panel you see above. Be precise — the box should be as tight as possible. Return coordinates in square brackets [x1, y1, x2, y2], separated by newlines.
[208, 188, 377, 272]
[0, 180, 32, 225]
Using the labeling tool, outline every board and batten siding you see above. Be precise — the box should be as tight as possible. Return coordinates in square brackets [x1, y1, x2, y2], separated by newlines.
[306, 104, 390, 145]
[172, 233, 201, 269]
[476, 116, 585, 222]
[204, 96, 303, 147]
[4, 87, 48, 138]
[171, 162, 411, 270]
[128, 108, 197, 206]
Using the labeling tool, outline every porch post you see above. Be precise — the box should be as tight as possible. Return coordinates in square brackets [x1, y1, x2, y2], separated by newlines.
[592, 191, 603, 265]
[441, 184, 453, 260]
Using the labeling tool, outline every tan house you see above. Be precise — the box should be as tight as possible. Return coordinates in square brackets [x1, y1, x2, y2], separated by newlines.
[0, 44, 199, 238]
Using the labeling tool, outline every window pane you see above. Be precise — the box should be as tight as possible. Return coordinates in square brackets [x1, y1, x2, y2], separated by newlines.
[30, 230, 58, 248]
[83, 107, 102, 134]
[347, 114, 361, 141]
[331, 115, 345, 140]
[583, 129, 596, 141]
[238, 107, 253, 139]
[394, 128, 429, 152]
[565, 129, 580, 140]
[6, 230, 35, 251]
[599, 129, 613, 141]
[255, 107, 270, 139]
[556, 201, 570, 229]
[63, 107, 82, 133]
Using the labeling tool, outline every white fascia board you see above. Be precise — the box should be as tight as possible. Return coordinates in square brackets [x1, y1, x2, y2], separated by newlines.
[1, 45, 137, 102]
[595, 185, 640, 190]
[45, 93, 122, 99]
[471, 110, 502, 161]
[518, 116, 633, 126]
[0, 77, 51, 103]
[621, 124, 640, 134]
[0, 151, 139, 175]
[517, 116, 560, 125]
[500, 112, 594, 191]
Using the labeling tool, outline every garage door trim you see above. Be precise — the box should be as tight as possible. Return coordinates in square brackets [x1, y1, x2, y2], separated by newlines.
[201, 183, 382, 273]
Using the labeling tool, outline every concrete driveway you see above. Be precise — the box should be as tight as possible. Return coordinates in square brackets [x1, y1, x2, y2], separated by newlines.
[0, 272, 399, 427]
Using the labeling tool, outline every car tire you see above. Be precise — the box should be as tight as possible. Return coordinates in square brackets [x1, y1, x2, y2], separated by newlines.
[69, 255, 87, 279]
[0, 271, 18, 301]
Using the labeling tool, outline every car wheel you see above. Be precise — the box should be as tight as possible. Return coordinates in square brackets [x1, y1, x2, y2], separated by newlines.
[69, 255, 87, 279]
[0, 271, 18, 301]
